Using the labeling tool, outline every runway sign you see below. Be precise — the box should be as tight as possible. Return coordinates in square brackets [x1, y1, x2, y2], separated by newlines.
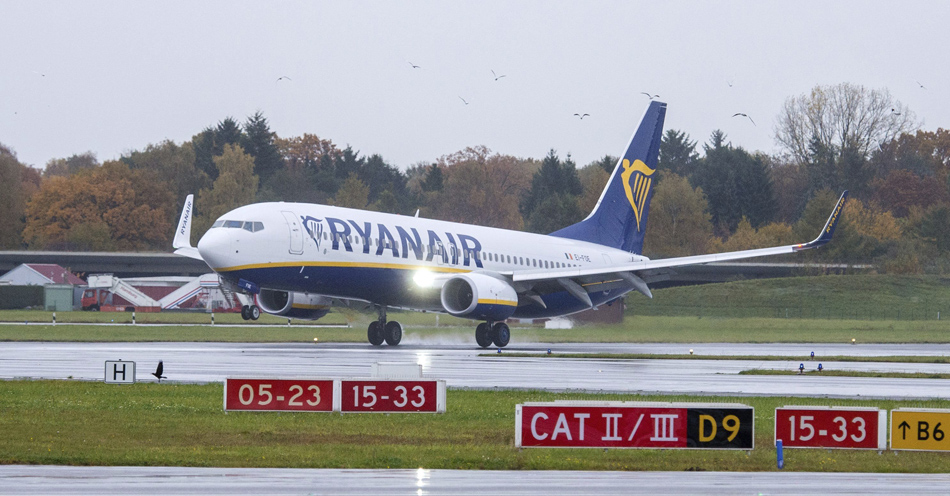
[104, 360, 135, 384]
[224, 378, 334, 412]
[775, 406, 886, 450]
[340, 379, 446, 413]
[515, 402, 754, 449]
[891, 408, 950, 451]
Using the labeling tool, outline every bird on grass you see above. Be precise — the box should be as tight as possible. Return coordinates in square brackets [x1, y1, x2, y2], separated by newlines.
[573, 113, 590, 119]
[641, 92, 659, 100]
[491, 70, 506, 81]
[732, 112, 756, 126]
[151, 360, 167, 382]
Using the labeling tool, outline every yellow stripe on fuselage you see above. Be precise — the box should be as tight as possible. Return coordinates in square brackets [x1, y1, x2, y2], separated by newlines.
[212, 260, 472, 274]
[477, 298, 518, 307]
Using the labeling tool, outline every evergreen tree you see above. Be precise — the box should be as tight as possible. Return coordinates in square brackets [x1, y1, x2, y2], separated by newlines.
[241, 111, 283, 185]
[691, 132, 776, 232]
[659, 129, 699, 177]
[520, 150, 583, 233]
[421, 164, 444, 192]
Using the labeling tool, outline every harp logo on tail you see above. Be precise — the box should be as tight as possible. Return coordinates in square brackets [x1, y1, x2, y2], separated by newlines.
[620, 159, 656, 232]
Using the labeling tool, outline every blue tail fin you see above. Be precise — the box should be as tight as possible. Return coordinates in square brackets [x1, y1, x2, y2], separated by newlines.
[550, 101, 666, 254]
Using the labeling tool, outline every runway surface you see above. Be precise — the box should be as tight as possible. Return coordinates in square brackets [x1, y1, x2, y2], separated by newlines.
[2, 340, 949, 399]
[3, 465, 950, 495]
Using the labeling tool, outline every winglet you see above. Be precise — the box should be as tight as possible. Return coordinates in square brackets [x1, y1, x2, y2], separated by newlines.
[173, 194, 195, 249]
[794, 191, 848, 251]
[172, 194, 203, 260]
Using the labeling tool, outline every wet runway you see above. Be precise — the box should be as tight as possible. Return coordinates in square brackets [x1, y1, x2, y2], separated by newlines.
[3, 465, 950, 495]
[2, 340, 949, 399]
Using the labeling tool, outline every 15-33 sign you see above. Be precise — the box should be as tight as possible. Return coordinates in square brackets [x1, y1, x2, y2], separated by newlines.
[775, 406, 886, 450]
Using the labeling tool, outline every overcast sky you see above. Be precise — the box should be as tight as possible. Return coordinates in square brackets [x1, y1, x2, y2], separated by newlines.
[2, 1, 948, 171]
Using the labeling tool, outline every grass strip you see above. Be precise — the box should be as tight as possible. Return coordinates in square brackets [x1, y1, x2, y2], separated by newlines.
[1, 380, 949, 472]
[485, 353, 950, 364]
[4, 313, 950, 343]
[738, 370, 950, 379]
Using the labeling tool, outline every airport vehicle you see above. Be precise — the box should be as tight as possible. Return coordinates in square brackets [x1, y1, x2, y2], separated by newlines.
[172, 101, 847, 347]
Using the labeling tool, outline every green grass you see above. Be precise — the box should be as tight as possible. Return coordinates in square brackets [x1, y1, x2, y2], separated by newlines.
[739, 370, 950, 380]
[485, 353, 950, 364]
[2, 314, 950, 343]
[633, 274, 950, 320]
[2, 380, 949, 471]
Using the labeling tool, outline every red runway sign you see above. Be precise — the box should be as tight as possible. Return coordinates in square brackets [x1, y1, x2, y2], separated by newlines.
[775, 406, 886, 450]
[516, 402, 753, 449]
[224, 378, 334, 412]
[341, 379, 445, 413]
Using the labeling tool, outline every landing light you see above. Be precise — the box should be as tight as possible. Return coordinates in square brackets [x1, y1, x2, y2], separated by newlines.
[413, 270, 436, 288]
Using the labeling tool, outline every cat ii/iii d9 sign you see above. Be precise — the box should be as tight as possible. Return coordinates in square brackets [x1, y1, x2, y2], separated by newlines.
[516, 402, 753, 449]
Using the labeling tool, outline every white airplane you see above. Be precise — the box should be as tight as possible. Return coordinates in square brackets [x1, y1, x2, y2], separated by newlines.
[173, 101, 847, 347]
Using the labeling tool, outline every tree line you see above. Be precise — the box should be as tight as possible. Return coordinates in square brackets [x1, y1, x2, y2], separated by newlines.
[1, 83, 948, 273]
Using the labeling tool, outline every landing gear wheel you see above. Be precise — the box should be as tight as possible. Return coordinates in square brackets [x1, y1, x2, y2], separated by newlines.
[249, 305, 261, 320]
[241, 305, 251, 320]
[491, 322, 510, 347]
[475, 323, 493, 348]
[384, 321, 403, 346]
[367, 321, 384, 346]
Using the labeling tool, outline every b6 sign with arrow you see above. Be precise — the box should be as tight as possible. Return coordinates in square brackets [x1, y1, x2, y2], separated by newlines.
[891, 408, 950, 451]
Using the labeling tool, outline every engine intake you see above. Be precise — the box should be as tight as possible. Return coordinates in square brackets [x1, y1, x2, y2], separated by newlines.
[257, 289, 330, 320]
[440, 273, 518, 321]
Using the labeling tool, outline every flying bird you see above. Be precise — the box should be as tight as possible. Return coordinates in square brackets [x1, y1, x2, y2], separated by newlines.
[573, 113, 590, 119]
[641, 92, 659, 100]
[408, 62, 421, 69]
[276, 76, 292, 82]
[151, 360, 167, 382]
[732, 113, 755, 126]
[916, 80, 926, 89]
[727, 79, 734, 88]
[458, 96, 469, 105]
[891, 108, 902, 115]
[491, 70, 506, 81]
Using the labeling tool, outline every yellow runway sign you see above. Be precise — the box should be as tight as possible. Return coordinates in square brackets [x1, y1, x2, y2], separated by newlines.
[891, 409, 950, 451]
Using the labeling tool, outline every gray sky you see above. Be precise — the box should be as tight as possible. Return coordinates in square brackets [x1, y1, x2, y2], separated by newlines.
[2, 1, 948, 171]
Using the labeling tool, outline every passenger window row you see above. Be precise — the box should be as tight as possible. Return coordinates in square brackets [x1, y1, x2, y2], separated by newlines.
[316, 232, 579, 269]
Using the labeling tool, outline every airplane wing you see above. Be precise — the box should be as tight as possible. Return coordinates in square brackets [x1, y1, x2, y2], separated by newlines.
[510, 191, 848, 304]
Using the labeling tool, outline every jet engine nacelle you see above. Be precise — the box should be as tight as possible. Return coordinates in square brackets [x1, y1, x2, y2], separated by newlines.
[257, 289, 331, 320]
[440, 273, 518, 321]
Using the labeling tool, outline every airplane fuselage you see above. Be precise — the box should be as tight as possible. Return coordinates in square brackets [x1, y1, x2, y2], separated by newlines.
[197, 202, 646, 319]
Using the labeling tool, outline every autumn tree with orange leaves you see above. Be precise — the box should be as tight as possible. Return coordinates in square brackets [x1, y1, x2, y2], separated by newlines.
[22, 161, 174, 251]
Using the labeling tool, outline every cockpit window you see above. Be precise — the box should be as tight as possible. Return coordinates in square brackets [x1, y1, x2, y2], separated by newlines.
[213, 219, 265, 232]
[242, 221, 265, 233]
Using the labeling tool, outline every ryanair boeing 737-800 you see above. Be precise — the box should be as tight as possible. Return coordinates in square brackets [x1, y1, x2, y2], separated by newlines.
[172, 101, 848, 347]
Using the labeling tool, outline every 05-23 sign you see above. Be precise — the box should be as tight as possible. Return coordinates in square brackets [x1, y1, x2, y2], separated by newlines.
[224, 378, 333, 412]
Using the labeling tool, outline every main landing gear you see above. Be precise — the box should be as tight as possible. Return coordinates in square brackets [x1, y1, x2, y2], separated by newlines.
[241, 304, 261, 320]
[367, 306, 402, 346]
[475, 321, 510, 348]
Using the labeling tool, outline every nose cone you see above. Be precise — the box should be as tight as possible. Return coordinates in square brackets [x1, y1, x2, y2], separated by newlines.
[197, 228, 233, 270]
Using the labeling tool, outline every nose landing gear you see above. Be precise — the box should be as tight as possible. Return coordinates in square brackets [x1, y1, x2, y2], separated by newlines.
[241, 305, 261, 320]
